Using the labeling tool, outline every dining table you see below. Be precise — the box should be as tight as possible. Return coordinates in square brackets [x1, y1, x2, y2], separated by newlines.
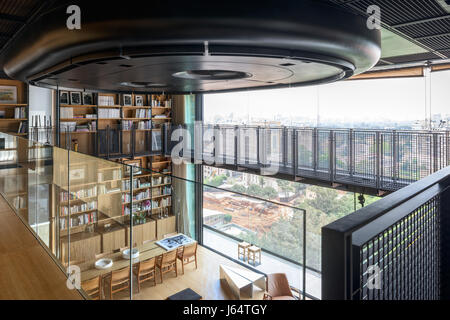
[79, 234, 196, 282]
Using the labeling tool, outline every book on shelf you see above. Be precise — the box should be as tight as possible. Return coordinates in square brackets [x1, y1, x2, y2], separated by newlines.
[0, 110, 5, 118]
[98, 95, 115, 106]
[60, 122, 77, 132]
[60, 107, 73, 118]
[59, 211, 98, 230]
[98, 108, 120, 118]
[14, 107, 26, 119]
[17, 122, 28, 134]
[60, 200, 97, 216]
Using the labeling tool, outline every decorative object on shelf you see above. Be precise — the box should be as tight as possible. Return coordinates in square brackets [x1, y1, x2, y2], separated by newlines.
[70, 91, 82, 105]
[95, 258, 113, 270]
[60, 91, 69, 104]
[122, 94, 132, 106]
[82, 92, 93, 105]
[135, 95, 144, 106]
[72, 139, 79, 152]
[0, 85, 17, 103]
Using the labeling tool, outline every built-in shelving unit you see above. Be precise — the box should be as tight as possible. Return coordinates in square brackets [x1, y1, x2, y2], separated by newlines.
[0, 79, 29, 137]
[56, 91, 175, 261]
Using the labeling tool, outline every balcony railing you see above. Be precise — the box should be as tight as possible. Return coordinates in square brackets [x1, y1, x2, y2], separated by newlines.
[163, 124, 450, 193]
[322, 165, 450, 300]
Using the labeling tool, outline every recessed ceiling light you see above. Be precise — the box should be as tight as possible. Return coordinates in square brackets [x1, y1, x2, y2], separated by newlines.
[119, 81, 166, 88]
[172, 70, 252, 80]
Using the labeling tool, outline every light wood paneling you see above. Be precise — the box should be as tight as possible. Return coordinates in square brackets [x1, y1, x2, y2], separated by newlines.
[432, 63, 450, 72]
[155, 215, 176, 240]
[349, 66, 424, 80]
[60, 233, 101, 263]
[126, 220, 156, 246]
[101, 227, 126, 253]
[0, 196, 82, 299]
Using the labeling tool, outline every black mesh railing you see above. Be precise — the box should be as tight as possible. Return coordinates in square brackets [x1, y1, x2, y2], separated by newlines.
[322, 166, 450, 300]
[163, 124, 450, 192]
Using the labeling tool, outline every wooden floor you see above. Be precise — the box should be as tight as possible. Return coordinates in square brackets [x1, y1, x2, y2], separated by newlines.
[0, 196, 83, 300]
[110, 246, 265, 300]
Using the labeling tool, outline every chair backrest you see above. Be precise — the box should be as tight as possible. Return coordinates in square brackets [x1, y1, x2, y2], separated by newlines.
[183, 243, 197, 257]
[139, 257, 156, 273]
[82, 276, 101, 294]
[162, 249, 177, 264]
[164, 232, 178, 239]
[266, 273, 293, 298]
[111, 267, 130, 285]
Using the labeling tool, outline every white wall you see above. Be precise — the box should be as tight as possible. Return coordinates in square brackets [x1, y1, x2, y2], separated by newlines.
[29, 85, 53, 126]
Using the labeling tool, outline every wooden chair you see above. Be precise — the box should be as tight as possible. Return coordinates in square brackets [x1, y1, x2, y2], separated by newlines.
[81, 276, 102, 300]
[105, 267, 130, 299]
[238, 241, 251, 261]
[177, 242, 198, 274]
[263, 273, 296, 300]
[156, 250, 177, 283]
[133, 257, 156, 292]
[164, 232, 178, 239]
[248, 245, 261, 266]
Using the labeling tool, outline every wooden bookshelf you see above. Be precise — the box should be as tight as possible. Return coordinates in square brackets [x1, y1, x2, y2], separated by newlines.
[55, 93, 175, 262]
[0, 79, 28, 136]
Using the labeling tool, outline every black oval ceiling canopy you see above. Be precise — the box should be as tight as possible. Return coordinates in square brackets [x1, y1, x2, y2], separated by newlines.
[0, 0, 381, 94]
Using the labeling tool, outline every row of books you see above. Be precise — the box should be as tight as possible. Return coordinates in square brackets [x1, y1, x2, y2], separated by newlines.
[125, 108, 151, 118]
[122, 178, 151, 191]
[122, 189, 151, 203]
[60, 201, 97, 216]
[150, 99, 172, 107]
[60, 212, 98, 230]
[98, 108, 120, 118]
[152, 176, 171, 185]
[60, 187, 97, 202]
[14, 107, 26, 119]
[121, 120, 152, 130]
[98, 95, 115, 106]
[122, 200, 152, 215]
[60, 108, 96, 119]
[17, 122, 27, 133]
[60, 107, 73, 118]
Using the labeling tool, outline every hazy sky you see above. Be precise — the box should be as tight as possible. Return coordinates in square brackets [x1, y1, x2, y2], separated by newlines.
[204, 69, 450, 125]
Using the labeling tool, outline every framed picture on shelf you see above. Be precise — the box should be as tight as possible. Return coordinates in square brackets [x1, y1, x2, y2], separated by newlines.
[70, 92, 82, 105]
[123, 94, 133, 106]
[69, 165, 87, 181]
[82, 92, 93, 105]
[135, 95, 144, 106]
[0, 85, 17, 104]
[123, 159, 142, 177]
[60, 91, 69, 104]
